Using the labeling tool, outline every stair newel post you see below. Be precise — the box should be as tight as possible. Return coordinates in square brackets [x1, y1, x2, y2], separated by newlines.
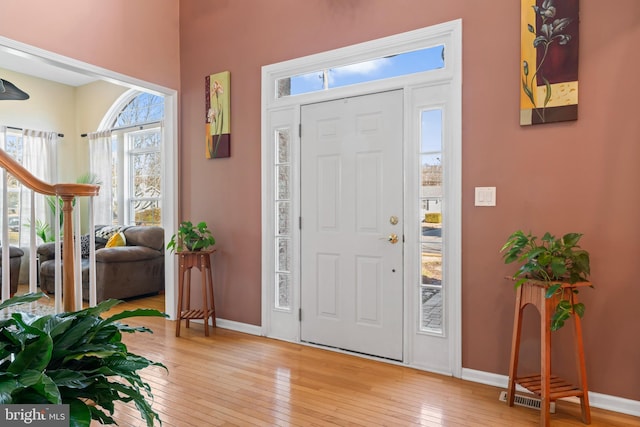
[61, 194, 76, 312]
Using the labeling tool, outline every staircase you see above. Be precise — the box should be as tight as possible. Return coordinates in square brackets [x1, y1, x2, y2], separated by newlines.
[0, 147, 99, 311]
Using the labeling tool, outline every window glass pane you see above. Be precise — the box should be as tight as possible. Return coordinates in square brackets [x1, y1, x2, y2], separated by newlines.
[4, 134, 22, 245]
[276, 273, 291, 309]
[288, 71, 325, 97]
[130, 199, 161, 226]
[113, 93, 164, 127]
[276, 129, 290, 163]
[108, 92, 164, 228]
[111, 136, 119, 225]
[274, 126, 292, 311]
[277, 165, 290, 200]
[421, 286, 443, 332]
[277, 237, 291, 272]
[130, 129, 161, 150]
[419, 108, 443, 334]
[132, 152, 161, 198]
[277, 201, 291, 236]
[421, 110, 442, 152]
[277, 45, 445, 98]
[421, 154, 442, 199]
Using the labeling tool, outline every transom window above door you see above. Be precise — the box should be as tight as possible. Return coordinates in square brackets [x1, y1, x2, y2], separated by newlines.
[276, 45, 445, 98]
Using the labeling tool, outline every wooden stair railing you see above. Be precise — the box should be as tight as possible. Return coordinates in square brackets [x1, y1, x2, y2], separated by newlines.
[0, 148, 99, 311]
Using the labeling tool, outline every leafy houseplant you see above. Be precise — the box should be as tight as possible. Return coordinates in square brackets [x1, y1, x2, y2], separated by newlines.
[35, 172, 103, 243]
[167, 220, 215, 253]
[0, 293, 167, 426]
[500, 230, 591, 331]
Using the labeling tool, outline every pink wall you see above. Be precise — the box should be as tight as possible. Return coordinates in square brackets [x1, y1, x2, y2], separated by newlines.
[2, 0, 638, 402]
[0, 0, 180, 89]
[180, 0, 640, 401]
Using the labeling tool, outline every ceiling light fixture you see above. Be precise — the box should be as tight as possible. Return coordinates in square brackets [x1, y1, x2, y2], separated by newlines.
[0, 79, 29, 100]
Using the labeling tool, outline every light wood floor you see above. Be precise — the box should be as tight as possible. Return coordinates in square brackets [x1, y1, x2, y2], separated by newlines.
[17, 290, 639, 426]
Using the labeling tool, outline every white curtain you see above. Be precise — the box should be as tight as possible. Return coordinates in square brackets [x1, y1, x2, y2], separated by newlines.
[0, 127, 8, 299]
[19, 130, 57, 247]
[88, 130, 113, 225]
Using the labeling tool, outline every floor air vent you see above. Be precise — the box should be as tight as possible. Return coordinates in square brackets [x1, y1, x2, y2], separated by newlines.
[498, 391, 556, 413]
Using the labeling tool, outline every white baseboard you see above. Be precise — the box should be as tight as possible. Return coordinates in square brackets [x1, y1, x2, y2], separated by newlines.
[214, 318, 263, 336]
[182, 317, 262, 336]
[462, 368, 640, 418]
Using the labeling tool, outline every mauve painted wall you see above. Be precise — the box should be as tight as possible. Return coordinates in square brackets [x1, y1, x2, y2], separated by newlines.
[1, 0, 638, 402]
[0, 0, 180, 89]
[180, 0, 640, 401]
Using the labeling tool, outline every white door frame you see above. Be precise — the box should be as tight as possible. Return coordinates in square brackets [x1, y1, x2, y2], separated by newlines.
[261, 20, 462, 376]
[0, 36, 179, 319]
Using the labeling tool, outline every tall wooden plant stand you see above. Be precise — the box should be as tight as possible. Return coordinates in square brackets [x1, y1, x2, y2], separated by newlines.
[507, 280, 591, 427]
[175, 250, 217, 337]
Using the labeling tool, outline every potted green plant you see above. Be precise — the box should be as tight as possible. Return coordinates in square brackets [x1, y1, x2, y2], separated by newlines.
[500, 230, 592, 331]
[0, 292, 167, 426]
[167, 220, 216, 252]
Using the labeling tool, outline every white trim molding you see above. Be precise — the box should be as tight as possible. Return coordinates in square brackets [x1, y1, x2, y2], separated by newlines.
[462, 368, 640, 418]
[0, 35, 179, 319]
[261, 19, 463, 377]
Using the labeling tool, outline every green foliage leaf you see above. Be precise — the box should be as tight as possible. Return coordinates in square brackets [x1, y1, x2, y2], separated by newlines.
[574, 302, 585, 318]
[26, 372, 61, 404]
[9, 334, 53, 374]
[104, 308, 167, 325]
[501, 230, 592, 331]
[46, 370, 93, 389]
[168, 220, 216, 253]
[0, 292, 45, 311]
[0, 292, 165, 426]
[68, 398, 92, 427]
[545, 283, 561, 298]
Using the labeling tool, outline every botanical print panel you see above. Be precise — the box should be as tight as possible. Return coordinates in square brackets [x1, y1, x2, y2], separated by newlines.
[520, 0, 579, 125]
[205, 71, 231, 158]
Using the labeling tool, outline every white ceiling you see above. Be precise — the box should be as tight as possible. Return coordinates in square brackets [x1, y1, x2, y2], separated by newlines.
[0, 48, 98, 87]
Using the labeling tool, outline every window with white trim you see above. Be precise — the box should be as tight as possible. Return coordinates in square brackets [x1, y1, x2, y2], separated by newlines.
[99, 92, 164, 226]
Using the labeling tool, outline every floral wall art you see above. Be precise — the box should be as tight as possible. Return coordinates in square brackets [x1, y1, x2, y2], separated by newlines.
[520, 0, 579, 125]
[205, 71, 231, 158]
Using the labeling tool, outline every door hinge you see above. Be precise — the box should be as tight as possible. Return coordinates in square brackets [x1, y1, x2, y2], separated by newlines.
[298, 308, 302, 321]
[299, 216, 302, 230]
[299, 123, 302, 138]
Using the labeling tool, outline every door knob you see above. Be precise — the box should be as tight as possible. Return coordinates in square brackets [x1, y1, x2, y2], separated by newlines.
[388, 233, 399, 244]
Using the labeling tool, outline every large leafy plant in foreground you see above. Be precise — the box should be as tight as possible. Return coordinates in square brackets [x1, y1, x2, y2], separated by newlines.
[0, 293, 167, 426]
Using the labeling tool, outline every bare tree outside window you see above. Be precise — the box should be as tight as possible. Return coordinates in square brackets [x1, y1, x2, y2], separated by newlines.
[109, 92, 164, 226]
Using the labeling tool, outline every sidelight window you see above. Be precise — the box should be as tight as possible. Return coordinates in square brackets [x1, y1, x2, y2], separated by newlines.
[419, 109, 444, 334]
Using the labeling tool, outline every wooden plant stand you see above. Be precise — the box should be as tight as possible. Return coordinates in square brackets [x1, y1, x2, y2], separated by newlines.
[175, 250, 216, 337]
[507, 279, 591, 427]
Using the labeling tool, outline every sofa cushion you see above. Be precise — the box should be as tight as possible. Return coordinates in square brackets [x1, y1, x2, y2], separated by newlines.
[123, 226, 164, 251]
[95, 246, 163, 263]
[95, 225, 126, 244]
[81, 234, 91, 258]
[106, 232, 126, 248]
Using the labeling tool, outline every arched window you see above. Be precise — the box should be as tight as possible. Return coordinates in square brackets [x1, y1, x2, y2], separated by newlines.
[94, 90, 164, 226]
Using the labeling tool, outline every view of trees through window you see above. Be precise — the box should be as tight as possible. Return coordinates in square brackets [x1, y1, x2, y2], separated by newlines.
[109, 92, 164, 226]
[3, 132, 23, 245]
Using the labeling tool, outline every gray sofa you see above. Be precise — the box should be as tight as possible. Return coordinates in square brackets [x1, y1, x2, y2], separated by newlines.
[38, 226, 165, 302]
[0, 246, 24, 296]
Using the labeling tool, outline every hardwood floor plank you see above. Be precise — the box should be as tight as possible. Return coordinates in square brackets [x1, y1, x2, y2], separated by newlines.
[20, 291, 637, 426]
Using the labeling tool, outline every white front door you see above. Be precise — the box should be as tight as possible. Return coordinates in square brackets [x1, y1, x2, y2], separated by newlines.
[300, 90, 403, 360]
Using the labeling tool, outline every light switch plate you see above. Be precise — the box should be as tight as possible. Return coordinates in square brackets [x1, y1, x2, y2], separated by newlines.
[475, 187, 496, 206]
